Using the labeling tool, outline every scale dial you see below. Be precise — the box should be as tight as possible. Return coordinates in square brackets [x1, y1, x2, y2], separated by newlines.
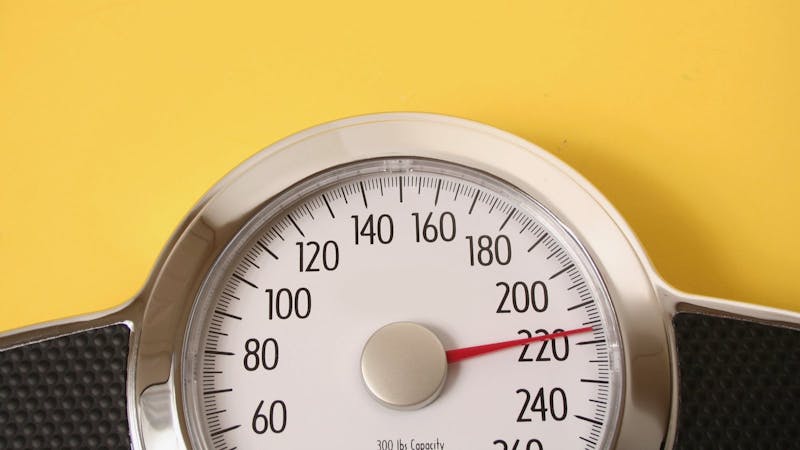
[183, 158, 623, 449]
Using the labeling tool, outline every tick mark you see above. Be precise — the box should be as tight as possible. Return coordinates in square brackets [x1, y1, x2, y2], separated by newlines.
[399, 176, 404, 203]
[499, 208, 516, 231]
[575, 415, 603, 427]
[205, 350, 235, 356]
[546, 248, 561, 260]
[322, 194, 335, 218]
[434, 179, 442, 206]
[519, 218, 532, 234]
[210, 424, 241, 437]
[220, 292, 240, 301]
[469, 190, 480, 214]
[580, 378, 609, 384]
[527, 233, 547, 252]
[203, 388, 233, 396]
[232, 273, 258, 289]
[288, 215, 305, 237]
[243, 255, 260, 269]
[359, 181, 368, 208]
[567, 281, 585, 291]
[256, 240, 279, 260]
[549, 263, 575, 280]
[567, 300, 593, 311]
[214, 310, 243, 321]
[488, 198, 498, 214]
[576, 338, 606, 346]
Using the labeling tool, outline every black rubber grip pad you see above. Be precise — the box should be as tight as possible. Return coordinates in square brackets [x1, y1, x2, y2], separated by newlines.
[0, 325, 131, 449]
[673, 313, 800, 450]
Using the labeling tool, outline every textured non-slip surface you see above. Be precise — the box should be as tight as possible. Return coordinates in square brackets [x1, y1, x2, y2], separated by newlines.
[0, 325, 131, 449]
[673, 313, 800, 449]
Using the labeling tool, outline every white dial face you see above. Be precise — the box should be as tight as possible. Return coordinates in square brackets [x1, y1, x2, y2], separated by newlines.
[183, 159, 622, 450]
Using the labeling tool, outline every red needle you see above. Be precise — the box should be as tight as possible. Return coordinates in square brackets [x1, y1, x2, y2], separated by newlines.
[445, 326, 594, 363]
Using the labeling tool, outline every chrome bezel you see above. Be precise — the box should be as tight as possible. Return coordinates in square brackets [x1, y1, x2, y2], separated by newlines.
[131, 113, 671, 448]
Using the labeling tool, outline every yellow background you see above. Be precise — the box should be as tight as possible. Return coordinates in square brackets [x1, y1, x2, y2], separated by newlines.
[1, 1, 798, 332]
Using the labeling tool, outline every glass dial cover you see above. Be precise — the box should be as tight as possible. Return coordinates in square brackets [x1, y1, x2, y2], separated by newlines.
[182, 158, 623, 450]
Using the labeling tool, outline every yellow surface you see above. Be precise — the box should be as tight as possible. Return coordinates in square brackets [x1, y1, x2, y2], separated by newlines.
[1, 1, 798, 332]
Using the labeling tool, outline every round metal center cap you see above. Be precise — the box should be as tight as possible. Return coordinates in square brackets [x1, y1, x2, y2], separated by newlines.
[360, 322, 448, 410]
